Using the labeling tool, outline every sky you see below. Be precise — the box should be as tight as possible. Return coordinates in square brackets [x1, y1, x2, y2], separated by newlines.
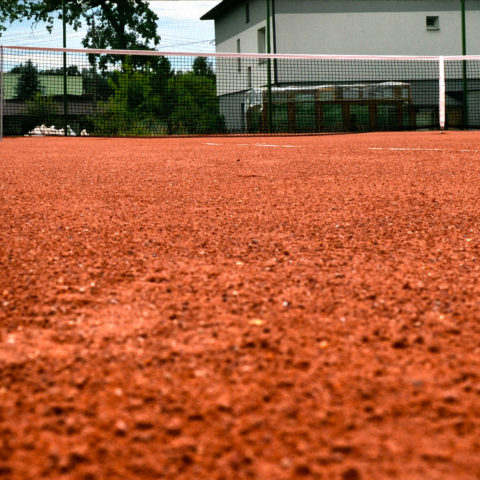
[0, 1, 222, 53]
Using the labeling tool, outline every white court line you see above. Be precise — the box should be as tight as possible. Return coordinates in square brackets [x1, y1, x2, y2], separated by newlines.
[203, 142, 301, 148]
[369, 147, 479, 152]
[369, 147, 443, 151]
[255, 143, 300, 148]
[205, 144, 474, 152]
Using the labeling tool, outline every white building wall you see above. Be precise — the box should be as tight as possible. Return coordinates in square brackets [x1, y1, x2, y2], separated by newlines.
[212, 0, 480, 95]
[212, 0, 480, 56]
[214, 0, 272, 95]
[273, 0, 480, 56]
[214, 0, 271, 53]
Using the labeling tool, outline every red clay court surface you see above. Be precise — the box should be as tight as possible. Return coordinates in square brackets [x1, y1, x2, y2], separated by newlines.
[0, 132, 480, 480]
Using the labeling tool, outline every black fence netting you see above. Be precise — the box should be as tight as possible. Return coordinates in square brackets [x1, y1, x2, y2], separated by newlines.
[444, 59, 480, 129]
[1, 47, 480, 136]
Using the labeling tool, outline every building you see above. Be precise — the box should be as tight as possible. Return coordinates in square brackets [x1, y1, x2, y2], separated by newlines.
[202, 0, 480, 57]
[201, 0, 480, 132]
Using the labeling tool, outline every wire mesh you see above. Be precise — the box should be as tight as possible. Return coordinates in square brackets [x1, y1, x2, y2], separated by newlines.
[444, 59, 480, 129]
[0, 46, 3, 141]
[1, 46, 480, 137]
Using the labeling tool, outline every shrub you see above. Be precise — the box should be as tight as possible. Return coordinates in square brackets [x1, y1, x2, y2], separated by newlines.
[169, 73, 225, 134]
[89, 62, 172, 136]
[21, 95, 61, 134]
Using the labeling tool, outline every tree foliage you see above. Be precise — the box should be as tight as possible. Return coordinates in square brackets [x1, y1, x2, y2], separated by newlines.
[170, 70, 225, 134]
[193, 57, 215, 79]
[14, 60, 42, 101]
[41, 65, 81, 76]
[91, 57, 224, 136]
[0, 1, 30, 35]
[7, 54, 225, 136]
[91, 57, 174, 136]
[1, 1, 160, 68]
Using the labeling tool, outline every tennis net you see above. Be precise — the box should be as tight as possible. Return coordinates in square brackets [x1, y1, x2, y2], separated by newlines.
[1, 45, 480, 137]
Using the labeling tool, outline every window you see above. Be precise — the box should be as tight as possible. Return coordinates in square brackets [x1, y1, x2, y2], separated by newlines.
[247, 66, 252, 88]
[257, 27, 266, 63]
[237, 38, 241, 72]
[257, 27, 266, 53]
[245, 2, 250, 23]
[426, 16, 439, 30]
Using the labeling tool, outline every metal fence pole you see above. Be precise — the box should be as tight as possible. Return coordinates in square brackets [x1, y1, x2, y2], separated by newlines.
[266, 0, 272, 133]
[0, 45, 4, 142]
[439, 56, 446, 131]
[461, 0, 468, 128]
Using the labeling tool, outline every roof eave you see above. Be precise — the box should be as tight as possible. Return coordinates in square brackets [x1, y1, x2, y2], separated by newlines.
[200, 0, 237, 20]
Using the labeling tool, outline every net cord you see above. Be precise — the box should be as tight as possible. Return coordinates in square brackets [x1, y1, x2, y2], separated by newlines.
[6, 44, 479, 61]
[439, 56, 446, 131]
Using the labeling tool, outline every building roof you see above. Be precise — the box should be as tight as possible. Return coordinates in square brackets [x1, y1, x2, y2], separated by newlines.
[200, 0, 237, 20]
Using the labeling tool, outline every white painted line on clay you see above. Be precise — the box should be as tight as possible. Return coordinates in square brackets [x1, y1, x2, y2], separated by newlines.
[204, 142, 301, 148]
[255, 143, 301, 148]
[369, 147, 478, 152]
[369, 147, 443, 151]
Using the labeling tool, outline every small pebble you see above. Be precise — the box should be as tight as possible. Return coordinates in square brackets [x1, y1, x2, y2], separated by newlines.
[249, 318, 264, 326]
[114, 419, 128, 436]
[442, 390, 459, 403]
[165, 418, 183, 436]
[391, 337, 408, 349]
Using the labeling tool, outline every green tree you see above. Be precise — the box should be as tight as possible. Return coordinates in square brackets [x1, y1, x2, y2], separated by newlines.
[81, 68, 114, 102]
[14, 60, 42, 101]
[169, 71, 225, 135]
[193, 57, 215, 79]
[144, 56, 174, 119]
[16, 1, 161, 69]
[41, 65, 81, 76]
[90, 57, 173, 136]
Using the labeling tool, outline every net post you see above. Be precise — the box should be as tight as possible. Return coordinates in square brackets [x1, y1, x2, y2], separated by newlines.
[438, 56, 446, 131]
[266, 0, 273, 133]
[0, 45, 4, 142]
[62, 0, 68, 136]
